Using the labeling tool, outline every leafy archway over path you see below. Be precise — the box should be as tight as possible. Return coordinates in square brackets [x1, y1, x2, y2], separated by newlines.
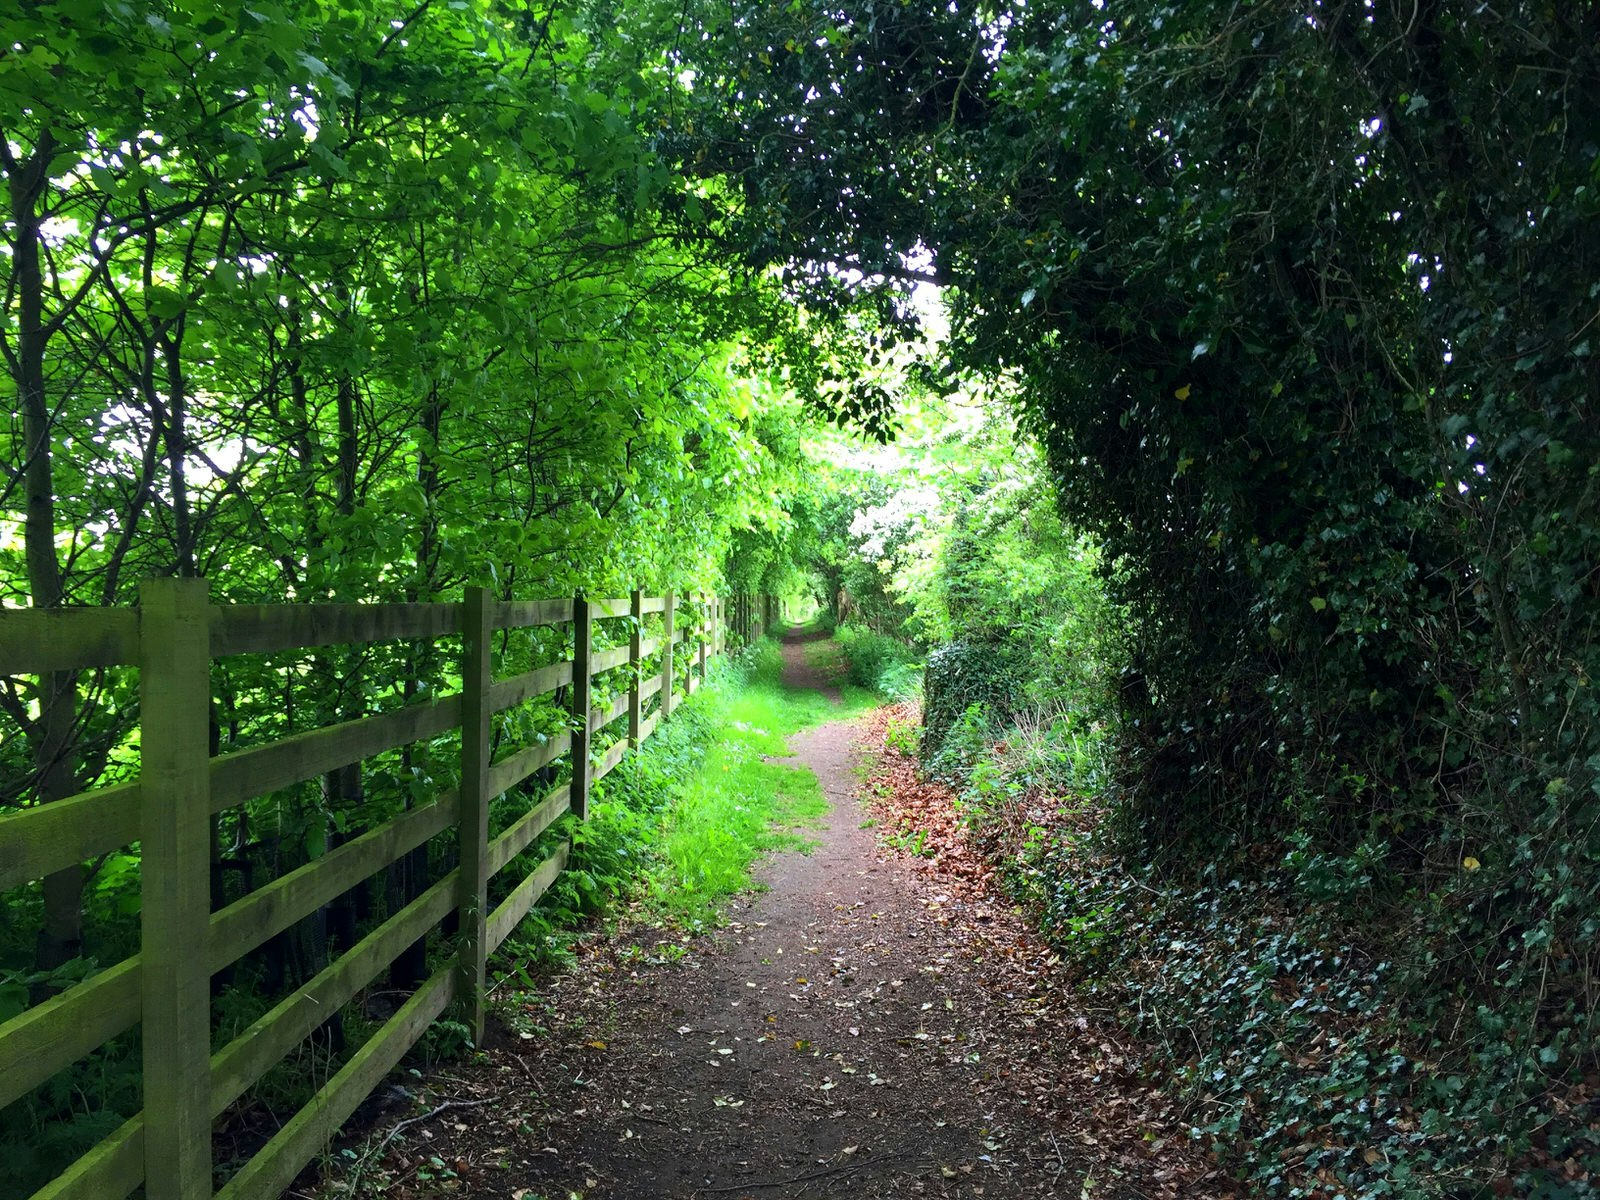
[651, 3, 1600, 1190]
[671, 0, 1600, 852]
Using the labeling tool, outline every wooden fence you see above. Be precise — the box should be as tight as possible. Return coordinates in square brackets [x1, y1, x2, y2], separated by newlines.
[0, 582, 771, 1200]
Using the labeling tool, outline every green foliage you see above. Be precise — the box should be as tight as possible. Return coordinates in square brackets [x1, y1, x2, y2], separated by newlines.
[924, 702, 1002, 785]
[668, 4, 1600, 1190]
[1035, 838, 1600, 1198]
[0, 1025, 141, 1200]
[0, 1, 832, 1187]
[882, 713, 920, 757]
[921, 643, 1024, 767]
[804, 471, 928, 636]
[832, 624, 923, 699]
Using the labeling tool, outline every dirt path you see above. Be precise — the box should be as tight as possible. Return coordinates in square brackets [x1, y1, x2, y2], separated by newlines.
[336, 634, 1221, 1199]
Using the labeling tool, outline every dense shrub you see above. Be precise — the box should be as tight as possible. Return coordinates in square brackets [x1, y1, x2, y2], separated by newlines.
[677, 4, 1600, 1192]
[833, 624, 922, 698]
[920, 640, 1024, 764]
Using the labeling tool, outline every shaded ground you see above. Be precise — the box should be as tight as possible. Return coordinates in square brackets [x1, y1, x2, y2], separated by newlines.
[317, 633, 1229, 1199]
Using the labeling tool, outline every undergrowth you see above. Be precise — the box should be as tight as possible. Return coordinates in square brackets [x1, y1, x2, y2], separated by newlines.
[924, 696, 1600, 1199]
[831, 623, 922, 699]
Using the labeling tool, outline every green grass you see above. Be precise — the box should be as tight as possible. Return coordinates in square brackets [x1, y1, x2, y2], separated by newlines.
[649, 638, 876, 922]
[724, 635, 878, 746]
[491, 635, 883, 967]
[651, 740, 824, 917]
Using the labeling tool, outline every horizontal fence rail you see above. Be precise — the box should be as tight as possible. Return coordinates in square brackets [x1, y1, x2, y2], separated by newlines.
[0, 584, 772, 1200]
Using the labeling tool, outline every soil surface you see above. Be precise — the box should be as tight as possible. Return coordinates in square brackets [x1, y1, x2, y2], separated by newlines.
[320, 633, 1228, 1199]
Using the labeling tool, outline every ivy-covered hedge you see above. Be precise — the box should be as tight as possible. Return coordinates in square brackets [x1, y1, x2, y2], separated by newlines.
[920, 639, 1023, 763]
[673, 5, 1600, 1191]
[1037, 835, 1600, 1198]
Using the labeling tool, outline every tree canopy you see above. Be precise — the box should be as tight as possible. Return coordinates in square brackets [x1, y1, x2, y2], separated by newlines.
[673, 0, 1600, 847]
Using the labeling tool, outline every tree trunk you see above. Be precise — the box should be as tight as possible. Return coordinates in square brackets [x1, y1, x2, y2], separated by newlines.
[8, 137, 86, 983]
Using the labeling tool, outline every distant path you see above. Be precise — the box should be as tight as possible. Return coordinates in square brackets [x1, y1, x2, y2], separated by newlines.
[338, 632, 1218, 1198]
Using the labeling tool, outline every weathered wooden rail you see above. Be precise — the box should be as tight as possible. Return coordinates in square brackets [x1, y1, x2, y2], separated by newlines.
[0, 582, 771, 1200]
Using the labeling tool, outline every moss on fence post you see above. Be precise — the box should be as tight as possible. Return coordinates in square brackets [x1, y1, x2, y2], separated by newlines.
[139, 576, 214, 1199]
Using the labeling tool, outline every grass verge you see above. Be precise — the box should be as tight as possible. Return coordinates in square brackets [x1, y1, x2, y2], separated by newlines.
[490, 635, 875, 980]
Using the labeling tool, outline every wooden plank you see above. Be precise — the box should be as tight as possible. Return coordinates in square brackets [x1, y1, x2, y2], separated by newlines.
[209, 872, 457, 1117]
[590, 644, 631, 673]
[29, 1113, 142, 1200]
[486, 843, 569, 952]
[594, 738, 628, 783]
[207, 794, 456, 972]
[487, 785, 571, 877]
[138, 578, 213, 1200]
[628, 590, 644, 748]
[570, 595, 592, 819]
[488, 661, 572, 713]
[0, 607, 139, 674]
[213, 969, 455, 1200]
[638, 635, 663, 659]
[700, 593, 710, 678]
[588, 598, 630, 619]
[0, 956, 139, 1111]
[494, 598, 571, 630]
[639, 711, 660, 743]
[639, 673, 663, 703]
[639, 596, 666, 614]
[0, 779, 138, 893]
[210, 694, 461, 813]
[210, 603, 459, 658]
[30, 871, 459, 1200]
[485, 732, 570, 798]
[591, 691, 629, 731]
[457, 587, 492, 1046]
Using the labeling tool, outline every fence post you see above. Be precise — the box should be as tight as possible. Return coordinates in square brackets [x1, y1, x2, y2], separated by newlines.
[139, 576, 214, 1200]
[628, 588, 643, 747]
[699, 592, 709, 679]
[571, 593, 592, 817]
[661, 592, 675, 722]
[458, 585, 492, 1044]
